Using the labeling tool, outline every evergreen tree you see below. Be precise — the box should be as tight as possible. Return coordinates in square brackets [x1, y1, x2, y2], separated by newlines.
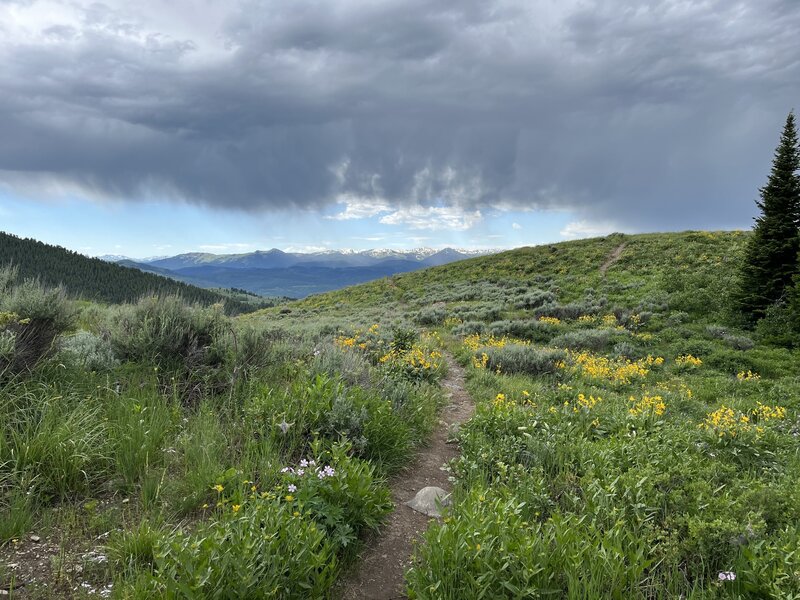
[736, 111, 800, 321]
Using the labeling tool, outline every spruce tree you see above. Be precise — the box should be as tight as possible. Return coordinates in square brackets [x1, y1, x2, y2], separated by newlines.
[736, 111, 800, 321]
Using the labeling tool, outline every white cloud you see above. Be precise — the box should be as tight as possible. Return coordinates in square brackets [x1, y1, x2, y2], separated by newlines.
[283, 245, 330, 253]
[512, 222, 522, 230]
[379, 205, 483, 231]
[559, 220, 621, 239]
[198, 242, 255, 252]
[326, 196, 393, 220]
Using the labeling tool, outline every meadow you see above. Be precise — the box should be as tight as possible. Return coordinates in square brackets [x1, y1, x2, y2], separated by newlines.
[2, 230, 800, 598]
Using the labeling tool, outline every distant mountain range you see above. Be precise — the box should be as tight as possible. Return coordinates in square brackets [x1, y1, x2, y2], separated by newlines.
[101, 248, 494, 298]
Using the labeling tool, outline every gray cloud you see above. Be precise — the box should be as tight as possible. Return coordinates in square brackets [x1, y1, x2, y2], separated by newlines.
[1, 0, 798, 230]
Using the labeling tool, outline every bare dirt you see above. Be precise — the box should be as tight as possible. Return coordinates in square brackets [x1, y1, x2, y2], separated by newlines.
[337, 355, 475, 600]
[600, 242, 627, 276]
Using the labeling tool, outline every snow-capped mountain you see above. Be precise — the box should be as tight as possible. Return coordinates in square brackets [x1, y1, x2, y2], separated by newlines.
[111, 247, 497, 298]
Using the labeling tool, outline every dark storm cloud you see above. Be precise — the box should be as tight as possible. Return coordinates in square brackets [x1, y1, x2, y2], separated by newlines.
[1, 0, 799, 230]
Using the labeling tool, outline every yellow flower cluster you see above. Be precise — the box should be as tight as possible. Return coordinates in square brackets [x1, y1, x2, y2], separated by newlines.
[562, 393, 602, 414]
[628, 394, 666, 417]
[699, 402, 787, 438]
[675, 354, 703, 367]
[601, 314, 618, 327]
[737, 370, 761, 381]
[380, 345, 443, 380]
[492, 391, 536, 410]
[577, 315, 596, 323]
[538, 316, 562, 325]
[334, 323, 383, 352]
[752, 402, 786, 423]
[472, 352, 489, 369]
[567, 350, 663, 385]
[444, 316, 464, 328]
[699, 405, 754, 438]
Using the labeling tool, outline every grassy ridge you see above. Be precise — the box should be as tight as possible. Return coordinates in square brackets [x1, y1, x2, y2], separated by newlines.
[292, 231, 747, 314]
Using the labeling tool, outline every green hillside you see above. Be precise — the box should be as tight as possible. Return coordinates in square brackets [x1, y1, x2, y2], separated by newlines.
[279, 230, 747, 320]
[3, 229, 800, 598]
[0, 231, 272, 314]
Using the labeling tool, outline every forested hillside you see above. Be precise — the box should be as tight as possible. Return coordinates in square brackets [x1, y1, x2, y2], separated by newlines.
[0, 231, 270, 313]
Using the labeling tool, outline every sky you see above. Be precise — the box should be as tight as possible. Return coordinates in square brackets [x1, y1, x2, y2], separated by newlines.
[0, 0, 798, 258]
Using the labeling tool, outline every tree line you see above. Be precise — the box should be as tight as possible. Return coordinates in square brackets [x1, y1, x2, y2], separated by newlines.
[0, 231, 270, 314]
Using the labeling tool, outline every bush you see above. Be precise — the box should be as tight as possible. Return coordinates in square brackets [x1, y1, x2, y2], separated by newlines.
[480, 345, 565, 376]
[705, 324, 756, 350]
[415, 306, 448, 326]
[311, 345, 372, 388]
[110, 295, 227, 369]
[722, 333, 755, 351]
[704, 348, 760, 376]
[515, 290, 556, 310]
[57, 330, 119, 371]
[452, 321, 486, 337]
[533, 301, 604, 321]
[756, 301, 798, 348]
[549, 328, 614, 352]
[612, 342, 640, 359]
[0, 267, 75, 375]
[487, 320, 551, 343]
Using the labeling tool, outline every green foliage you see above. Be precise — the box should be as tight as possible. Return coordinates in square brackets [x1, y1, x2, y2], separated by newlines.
[116, 443, 391, 598]
[1, 386, 109, 502]
[6, 229, 800, 597]
[107, 519, 166, 575]
[108, 395, 174, 491]
[140, 501, 337, 598]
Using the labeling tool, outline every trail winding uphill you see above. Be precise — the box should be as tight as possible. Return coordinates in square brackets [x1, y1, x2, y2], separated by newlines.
[600, 242, 627, 276]
[338, 355, 474, 600]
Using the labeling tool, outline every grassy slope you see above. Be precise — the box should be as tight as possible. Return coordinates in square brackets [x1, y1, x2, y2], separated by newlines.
[290, 231, 744, 309]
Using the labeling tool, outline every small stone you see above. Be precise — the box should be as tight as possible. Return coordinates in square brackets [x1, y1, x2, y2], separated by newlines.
[404, 486, 451, 518]
[30, 535, 41, 543]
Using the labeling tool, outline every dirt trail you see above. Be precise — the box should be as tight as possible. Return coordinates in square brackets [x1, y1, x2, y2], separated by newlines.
[338, 355, 474, 600]
[600, 242, 627, 276]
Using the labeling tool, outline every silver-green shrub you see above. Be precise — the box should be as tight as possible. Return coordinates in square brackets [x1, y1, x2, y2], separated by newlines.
[58, 330, 119, 371]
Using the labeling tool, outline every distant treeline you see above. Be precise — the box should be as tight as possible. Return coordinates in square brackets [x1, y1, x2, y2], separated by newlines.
[0, 231, 276, 314]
